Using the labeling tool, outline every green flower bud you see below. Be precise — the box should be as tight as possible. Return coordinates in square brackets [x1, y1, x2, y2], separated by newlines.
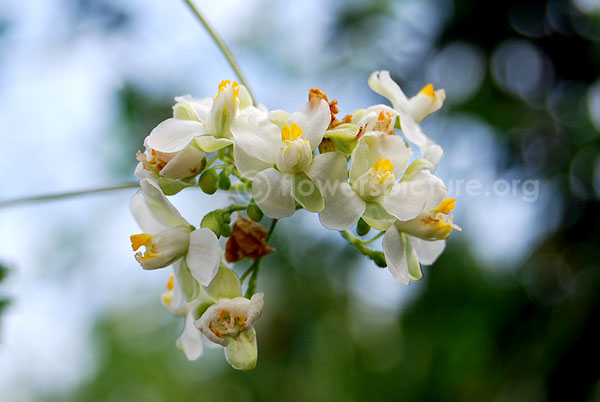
[221, 223, 233, 237]
[218, 170, 232, 190]
[356, 218, 371, 236]
[371, 251, 387, 268]
[201, 211, 224, 237]
[246, 200, 264, 222]
[199, 170, 219, 194]
[324, 123, 360, 154]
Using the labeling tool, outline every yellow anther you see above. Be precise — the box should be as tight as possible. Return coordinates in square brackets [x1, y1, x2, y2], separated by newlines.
[419, 84, 435, 98]
[161, 293, 172, 307]
[166, 274, 174, 291]
[377, 110, 391, 121]
[435, 198, 456, 215]
[373, 157, 394, 173]
[130, 233, 152, 251]
[217, 80, 240, 98]
[281, 123, 303, 141]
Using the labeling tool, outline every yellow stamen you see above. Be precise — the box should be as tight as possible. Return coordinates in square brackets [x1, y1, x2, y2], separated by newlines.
[419, 84, 435, 98]
[377, 110, 391, 121]
[130, 233, 152, 251]
[217, 80, 240, 98]
[373, 157, 394, 173]
[435, 198, 456, 215]
[281, 123, 303, 141]
[166, 274, 174, 290]
[161, 293, 172, 307]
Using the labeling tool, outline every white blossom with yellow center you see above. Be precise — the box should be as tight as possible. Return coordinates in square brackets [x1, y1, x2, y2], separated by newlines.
[231, 98, 344, 218]
[143, 80, 254, 158]
[318, 132, 447, 233]
[368, 70, 446, 167]
[383, 198, 461, 285]
[129, 179, 220, 287]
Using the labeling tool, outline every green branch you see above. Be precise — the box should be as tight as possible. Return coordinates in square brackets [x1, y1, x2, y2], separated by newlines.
[340, 230, 387, 267]
[0, 182, 139, 209]
[243, 218, 278, 297]
[182, 0, 257, 105]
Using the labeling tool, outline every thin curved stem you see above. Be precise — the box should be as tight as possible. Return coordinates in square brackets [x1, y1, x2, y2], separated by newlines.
[182, 0, 257, 105]
[0, 182, 140, 209]
[243, 218, 278, 297]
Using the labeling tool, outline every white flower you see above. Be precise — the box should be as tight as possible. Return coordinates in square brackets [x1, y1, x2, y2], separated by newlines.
[196, 293, 264, 370]
[368, 71, 445, 167]
[144, 80, 253, 156]
[160, 273, 204, 361]
[318, 133, 446, 231]
[383, 198, 461, 284]
[231, 98, 336, 218]
[129, 179, 220, 286]
[135, 140, 206, 181]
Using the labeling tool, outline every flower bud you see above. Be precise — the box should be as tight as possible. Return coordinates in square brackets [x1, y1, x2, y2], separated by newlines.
[199, 170, 219, 194]
[324, 123, 360, 154]
[201, 211, 224, 237]
[371, 251, 387, 268]
[356, 218, 371, 236]
[246, 201, 264, 222]
[218, 170, 232, 190]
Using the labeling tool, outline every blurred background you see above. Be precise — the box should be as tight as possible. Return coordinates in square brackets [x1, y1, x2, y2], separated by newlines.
[1, 0, 599, 400]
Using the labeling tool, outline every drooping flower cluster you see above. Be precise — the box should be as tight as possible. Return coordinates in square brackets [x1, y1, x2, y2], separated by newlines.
[129, 72, 460, 370]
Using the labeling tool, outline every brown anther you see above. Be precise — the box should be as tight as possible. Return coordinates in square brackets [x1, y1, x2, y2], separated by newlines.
[309, 88, 343, 129]
[318, 138, 337, 154]
[225, 217, 275, 263]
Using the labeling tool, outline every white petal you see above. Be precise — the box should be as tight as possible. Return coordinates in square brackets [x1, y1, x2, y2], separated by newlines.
[423, 142, 443, 170]
[368, 70, 410, 110]
[186, 228, 220, 286]
[410, 170, 447, 210]
[304, 152, 349, 186]
[252, 168, 296, 219]
[397, 107, 428, 147]
[379, 182, 427, 221]
[177, 312, 204, 361]
[246, 293, 264, 327]
[412, 237, 445, 265]
[319, 182, 366, 230]
[382, 226, 409, 285]
[289, 99, 330, 150]
[146, 118, 207, 153]
[130, 179, 188, 233]
[159, 143, 205, 180]
[231, 113, 279, 163]
[233, 143, 272, 180]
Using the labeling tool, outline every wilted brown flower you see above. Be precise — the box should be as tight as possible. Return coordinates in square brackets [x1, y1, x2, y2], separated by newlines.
[225, 217, 275, 263]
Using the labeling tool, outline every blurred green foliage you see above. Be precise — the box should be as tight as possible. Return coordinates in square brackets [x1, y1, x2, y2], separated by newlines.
[28, 0, 600, 400]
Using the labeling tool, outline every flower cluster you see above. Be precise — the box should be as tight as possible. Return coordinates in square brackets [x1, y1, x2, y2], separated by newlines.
[129, 72, 460, 370]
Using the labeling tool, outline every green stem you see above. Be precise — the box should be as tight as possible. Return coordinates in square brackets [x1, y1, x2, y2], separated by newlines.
[0, 182, 139, 209]
[340, 230, 387, 267]
[182, 0, 257, 105]
[362, 231, 385, 245]
[243, 218, 278, 297]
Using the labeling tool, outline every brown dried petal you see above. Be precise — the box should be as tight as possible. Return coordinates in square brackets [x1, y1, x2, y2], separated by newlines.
[225, 218, 275, 263]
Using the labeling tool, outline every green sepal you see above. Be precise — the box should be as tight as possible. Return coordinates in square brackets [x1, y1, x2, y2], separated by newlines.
[362, 203, 395, 231]
[158, 176, 195, 196]
[204, 264, 242, 300]
[293, 172, 324, 212]
[174, 259, 200, 301]
[324, 123, 360, 154]
[225, 327, 258, 370]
